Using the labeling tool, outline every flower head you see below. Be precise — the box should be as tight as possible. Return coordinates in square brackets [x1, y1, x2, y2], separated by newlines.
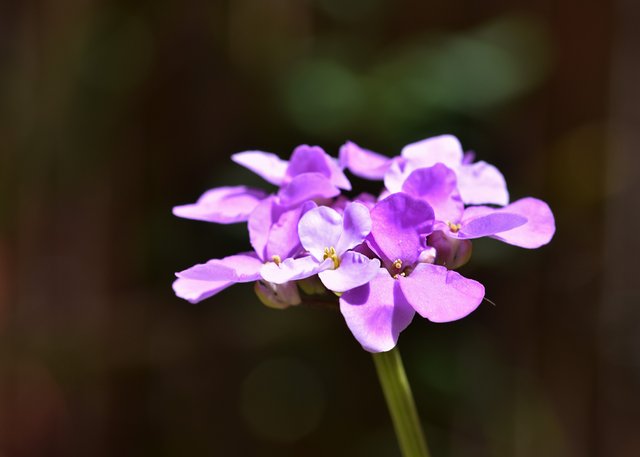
[172, 135, 555, 352]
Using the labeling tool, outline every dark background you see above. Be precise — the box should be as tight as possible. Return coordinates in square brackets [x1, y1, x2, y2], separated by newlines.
[1, 1, 639, 456]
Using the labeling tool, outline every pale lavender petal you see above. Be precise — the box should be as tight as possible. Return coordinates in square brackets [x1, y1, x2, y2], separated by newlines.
[399, 263, 484, 322]
[401, 164, 464, 223]
[176, 253, 262, 282]
[220, 252, 264, 281]
[339, 141, 391, 180]
[173, 253, 262, 303]
[249, 197, 316, 261]
[326, 156, 352, 190]
[383, 157, 410, 193]
[400, 134, 464, 168]
[277, 172, 341, 207]
[260, 256, 330, 284]
[368, 193, 434, 267]
[172, 186, 267, 224]
[484, 197, 555, 248]
[318, 251, 380, 292]
[457, 212, 527, 239]
[286, 145, 332, 179]
[231, 151, 288, 186]
[340, 270, 415, 353]
[457, 161, 509, 206]
[298, 206, 343, 261]
[335, 202, 372, 255]
[286, 145, 351, 190]
[173, 277, 234, 304]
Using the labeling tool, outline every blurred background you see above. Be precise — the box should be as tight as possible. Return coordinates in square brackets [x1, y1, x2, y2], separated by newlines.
[1, 0, 639, 456]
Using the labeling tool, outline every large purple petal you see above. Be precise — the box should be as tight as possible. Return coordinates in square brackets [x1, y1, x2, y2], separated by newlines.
[340, 270, 415, 353]
[456, 212, 527, 239]
[463, 197, 555, 248]
[286, 145, 351, 190]
[260, 256, 331, 284]
[231, 151, 288, 186]
[173, 253, 262, 303]
[339, 141, 391, 180]
[368, 193, 435, 267]
[318, 251, 380, 292]
[335, 202, 372, 255]
[298, 206, 343, 261]
[277, 172, 341, 207]
[400, 134, 464, 168]
[401, 164, 464, 223]
[172, 186, 267, 224]
[399, 263, 484, 322]
[249, 197, 316, 261]
[457, 161, 509, 206]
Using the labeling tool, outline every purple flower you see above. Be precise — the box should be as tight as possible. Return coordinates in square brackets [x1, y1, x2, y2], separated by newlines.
[340, 193, 485, 352]
[261, 202, 380, 293]
[172, 186, 268, 224]
[172, 135, 556, 353]
[173, 144, 350, 224]
[172, 252, 263, 304]
[340, 135, 509, 206]
[173, 197, 316, 305]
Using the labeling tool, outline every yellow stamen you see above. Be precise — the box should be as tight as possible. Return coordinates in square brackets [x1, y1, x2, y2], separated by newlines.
[447, 221, 461, 233]
[392, 259, 403, 269]
[272, 255, 281, 266]
[322, 246, 340, 269]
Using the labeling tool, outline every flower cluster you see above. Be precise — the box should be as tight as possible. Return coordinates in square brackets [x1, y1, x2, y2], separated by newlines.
[173, 135, 555, 352]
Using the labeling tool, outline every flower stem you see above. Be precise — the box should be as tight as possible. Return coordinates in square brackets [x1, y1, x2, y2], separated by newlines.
[372, 346, 431, 457]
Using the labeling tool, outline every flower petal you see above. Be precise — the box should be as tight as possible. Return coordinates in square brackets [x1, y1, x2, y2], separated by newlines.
[277, 172, 341, 207]
[335, 202, 372, 255]
[172, 186, 267, 224]
[473, 197, 555, 248]
[368, 193, 434, 267]
[248, 197, 316, 261]
[173, 277, 234, 304]
[383, 157, 410, 193]
[457, 212, 527, 239]
[286, 145, 351, 190]
[339, 141, 391, 180]
[401, 164, 464, 223]
[260, 256, 330, 284]
[231, 151, 288, 186]
[457, 161, 509, 206]
[298, 206, 343, 261]
[318, 251, 380, 292]
[173, 253, 262, 303]
[339, 270, 415, 353]
[176, 253, 262, 282]
[399, 263, 484, 322]
[460, 197, 555, 248]
[400, 134, 464, 168]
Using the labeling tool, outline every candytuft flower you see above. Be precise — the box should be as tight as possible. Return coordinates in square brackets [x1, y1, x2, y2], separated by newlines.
[260, 202, 380, 292]
[173, 135, 555, 352]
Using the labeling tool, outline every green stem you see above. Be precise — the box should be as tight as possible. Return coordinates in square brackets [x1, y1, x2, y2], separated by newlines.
[372, 346, 431, 457]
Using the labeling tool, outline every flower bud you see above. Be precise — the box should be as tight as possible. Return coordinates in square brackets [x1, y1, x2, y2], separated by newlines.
[427, 231, 473, 269]
[417, 246, 437, 264]
[254, 281, 301, 309]
[297, 276, 327, 295]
